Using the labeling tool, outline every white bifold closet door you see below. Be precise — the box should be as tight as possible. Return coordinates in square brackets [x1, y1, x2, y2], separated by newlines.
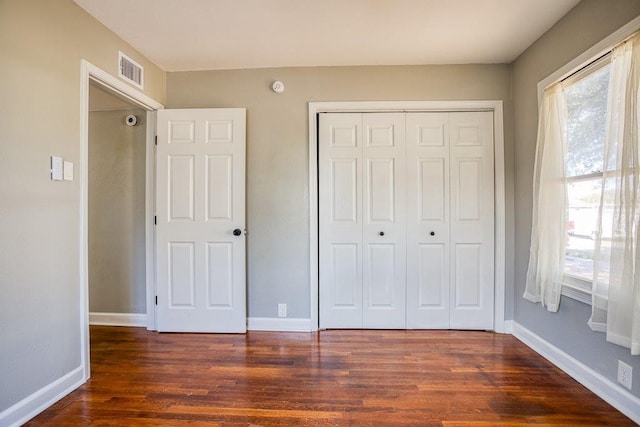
[319, 111, 494, 330]
[319, 113, 406, 329]
[405, 112, 494, 329]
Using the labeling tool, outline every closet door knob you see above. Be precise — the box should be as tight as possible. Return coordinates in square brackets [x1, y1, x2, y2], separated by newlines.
[430, 231, 435, 236]
[379, 231, 385, 236]
[233, 228, 242, 236]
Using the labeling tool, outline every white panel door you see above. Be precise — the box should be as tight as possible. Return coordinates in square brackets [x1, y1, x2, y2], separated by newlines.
[320, 113, 406, 329]
[319, 113, 363, 328]
[319, 110, 494, 331]
[361, 113, 406, 328]
[156, 108, 246, 332]
[406, 113, 450, 328]
[449, 111, 494, 329]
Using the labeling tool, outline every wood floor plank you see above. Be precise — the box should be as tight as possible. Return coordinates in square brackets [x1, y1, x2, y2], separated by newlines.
[24, 326, 634, 426]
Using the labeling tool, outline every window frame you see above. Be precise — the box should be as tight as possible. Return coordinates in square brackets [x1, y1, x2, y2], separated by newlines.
[536, 15, 640, 305]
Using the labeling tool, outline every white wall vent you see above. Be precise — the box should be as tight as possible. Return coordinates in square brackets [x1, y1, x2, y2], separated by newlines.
[118, 51, 144, 89]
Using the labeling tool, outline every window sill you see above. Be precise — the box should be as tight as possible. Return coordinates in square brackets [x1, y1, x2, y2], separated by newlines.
[562, 283, 592, 305]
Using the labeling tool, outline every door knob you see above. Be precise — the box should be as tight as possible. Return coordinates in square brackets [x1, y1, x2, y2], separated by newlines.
[430, 231, 435, 236]
[379, 231, 385, 236]
[233, 228, 242, 236]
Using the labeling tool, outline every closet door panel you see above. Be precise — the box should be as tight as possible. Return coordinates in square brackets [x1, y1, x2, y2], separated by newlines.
[406, 113, 450, 328]
[449, 112, 494, 330]
[362, 113, 406, 328]
[319, 113, 363, 328]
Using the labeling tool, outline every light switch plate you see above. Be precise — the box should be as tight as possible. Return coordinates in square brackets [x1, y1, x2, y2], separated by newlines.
[51, 156, 63, 181]
[63, 161, 73, 181]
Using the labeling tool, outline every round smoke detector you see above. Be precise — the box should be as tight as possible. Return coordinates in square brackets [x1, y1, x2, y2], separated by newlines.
[272, 81, 285, 93]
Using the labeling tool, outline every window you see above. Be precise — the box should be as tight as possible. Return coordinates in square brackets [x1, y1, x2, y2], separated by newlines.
[528, 26, 640, 354]
[529, 21, 640, 312]
[563, 57, 611, 291]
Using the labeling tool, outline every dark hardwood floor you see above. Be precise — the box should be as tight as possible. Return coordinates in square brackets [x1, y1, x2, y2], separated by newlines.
[26, 326, 633, 426]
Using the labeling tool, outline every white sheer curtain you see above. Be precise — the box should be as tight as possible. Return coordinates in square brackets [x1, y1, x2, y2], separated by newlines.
[590, 33, 640, 355]
[524, 83, 568, 312]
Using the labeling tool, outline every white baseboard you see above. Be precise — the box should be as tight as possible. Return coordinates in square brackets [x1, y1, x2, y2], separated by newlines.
[0, 366, 85, 427]
[503, 320, 514, 334]
[89, 312, 146, 327]
[248, 317, 313, 332]
[513, 322, 640, 424]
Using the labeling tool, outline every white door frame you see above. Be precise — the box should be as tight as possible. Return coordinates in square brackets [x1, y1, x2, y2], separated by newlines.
[79, 60, 164, 380]
[309, 101, 506, 332]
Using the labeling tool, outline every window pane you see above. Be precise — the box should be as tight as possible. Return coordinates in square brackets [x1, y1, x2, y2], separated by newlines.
[566, 179, 600, 281]
[565, 178, 612, 283]
[564, 64, 610, 177]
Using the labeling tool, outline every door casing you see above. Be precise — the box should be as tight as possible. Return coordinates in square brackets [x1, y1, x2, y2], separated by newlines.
[309, 101, 506, 332]
[80, 60, 164, 381]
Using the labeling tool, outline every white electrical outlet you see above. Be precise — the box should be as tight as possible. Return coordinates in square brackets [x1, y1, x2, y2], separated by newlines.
[618, 360, 632, 390]
[277, 303, 287, 318]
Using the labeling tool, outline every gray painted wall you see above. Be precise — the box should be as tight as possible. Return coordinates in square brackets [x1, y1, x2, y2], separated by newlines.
[0, 0, 165, 412]
[512, 0, 640, 399]
[89, 108, 147, 314]
[166, 65, 515, 320]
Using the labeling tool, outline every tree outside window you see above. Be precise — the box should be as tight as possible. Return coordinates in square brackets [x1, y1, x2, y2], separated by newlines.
[564, 61, 611, 285]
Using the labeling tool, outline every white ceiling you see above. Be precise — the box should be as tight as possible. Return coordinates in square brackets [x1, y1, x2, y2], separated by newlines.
[74, 0, 581, 72]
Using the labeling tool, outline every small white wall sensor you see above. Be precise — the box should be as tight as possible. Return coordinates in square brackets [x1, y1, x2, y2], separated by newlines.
[271, 81, 285, 93]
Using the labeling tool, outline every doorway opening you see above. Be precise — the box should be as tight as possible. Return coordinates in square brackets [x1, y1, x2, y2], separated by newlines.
[87, 82, 147, 326]
[79, 60, 163, 380]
